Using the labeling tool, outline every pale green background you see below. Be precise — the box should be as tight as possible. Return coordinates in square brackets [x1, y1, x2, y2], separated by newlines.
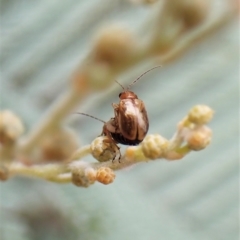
[0, 1, 239, 240]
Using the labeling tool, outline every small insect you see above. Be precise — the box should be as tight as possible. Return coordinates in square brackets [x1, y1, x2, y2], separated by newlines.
[110, 65, 161, 146]
[76, 66, 161, 161]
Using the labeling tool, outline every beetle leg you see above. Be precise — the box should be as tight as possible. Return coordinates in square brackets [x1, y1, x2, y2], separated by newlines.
[102, 129, 121, 162]
[104, 139, 121, 162]
[102, 138, 121, 162]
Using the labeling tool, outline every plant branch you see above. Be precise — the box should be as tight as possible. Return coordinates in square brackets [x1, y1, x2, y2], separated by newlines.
[17, 1, 236, 157]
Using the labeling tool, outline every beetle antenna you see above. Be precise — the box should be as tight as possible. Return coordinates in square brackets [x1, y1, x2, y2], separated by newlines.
[73, 112, 106, 123]
[115, 80, 125, 90]
[127, 65, 161, 90]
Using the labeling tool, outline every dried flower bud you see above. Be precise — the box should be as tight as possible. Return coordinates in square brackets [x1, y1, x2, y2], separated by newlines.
[72, 172, 90, 187]
[91, 136, 117, 162]
[85, 167, 97, 183]
[0, 110, 24, 145]
[96, 167, 115, 185]
[141, 134, 169, 160]
[71, 163, 96, 187]
[0, 165, 9, 181]
[40, 127, 79, 162]
[188, 105, 214, 125]
[172, 0, 210, 29]
[93, 25, 135, 64]
[186, 126, 212, 151]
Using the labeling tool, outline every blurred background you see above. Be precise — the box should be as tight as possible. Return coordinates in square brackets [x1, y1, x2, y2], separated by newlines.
[0, 0, 239, 240]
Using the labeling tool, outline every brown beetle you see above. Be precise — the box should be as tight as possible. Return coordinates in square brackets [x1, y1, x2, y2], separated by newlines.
[109, 66, 161, 146]
[109, 93, 148, 146]
[76, 66, 161, 160]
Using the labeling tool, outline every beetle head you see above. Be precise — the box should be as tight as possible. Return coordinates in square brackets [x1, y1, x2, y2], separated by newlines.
[119, 91, 138, 100]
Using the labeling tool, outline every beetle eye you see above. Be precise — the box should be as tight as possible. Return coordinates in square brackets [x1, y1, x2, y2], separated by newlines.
[119, 93, 122, 98]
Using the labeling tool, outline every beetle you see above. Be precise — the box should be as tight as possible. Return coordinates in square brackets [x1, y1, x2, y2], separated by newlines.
[76, 66, 161, 161]
[109, 66, 161, 146]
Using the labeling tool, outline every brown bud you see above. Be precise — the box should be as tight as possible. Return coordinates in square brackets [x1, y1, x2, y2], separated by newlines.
[40, 127, 79, 162]
[71, 168, 96, 188]
[172, 0, 210, 29]
[93, 25, 135, 65]
[96, 167, 115, 185]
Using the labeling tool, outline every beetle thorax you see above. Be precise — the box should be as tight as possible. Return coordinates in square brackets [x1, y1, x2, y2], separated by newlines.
[119, 91, 138, 100]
